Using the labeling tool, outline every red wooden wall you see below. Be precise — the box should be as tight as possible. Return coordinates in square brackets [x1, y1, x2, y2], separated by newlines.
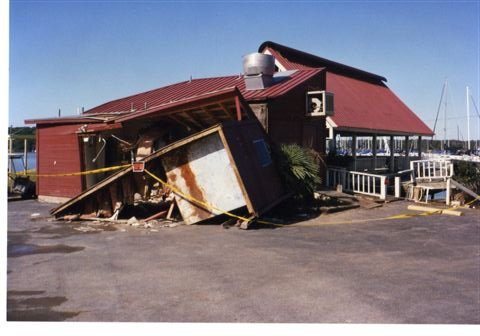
[36, 124, 84, 198]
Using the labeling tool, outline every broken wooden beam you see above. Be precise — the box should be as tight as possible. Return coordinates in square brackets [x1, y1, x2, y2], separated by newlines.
[451, 179, 480, 202]
[407, 205, 463, 216]
[144, 209, 169, 222]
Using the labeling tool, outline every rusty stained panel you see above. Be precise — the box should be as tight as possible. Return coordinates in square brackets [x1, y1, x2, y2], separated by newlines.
[161, 132, 246, 225]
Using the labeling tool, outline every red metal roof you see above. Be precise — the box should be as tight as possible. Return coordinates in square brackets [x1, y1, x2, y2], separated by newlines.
[326, 72, 433, 136]
[259, 41, 387, 83]
[84, 68, 323, 115]
[264, 47, 312, 71]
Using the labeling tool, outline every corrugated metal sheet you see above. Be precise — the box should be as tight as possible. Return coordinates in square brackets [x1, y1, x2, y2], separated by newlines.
[326, 72, 434, 136]
[84, 69, 323, 116]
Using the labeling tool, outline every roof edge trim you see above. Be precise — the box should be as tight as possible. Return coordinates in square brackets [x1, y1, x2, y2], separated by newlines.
[259, 41, 387, 83]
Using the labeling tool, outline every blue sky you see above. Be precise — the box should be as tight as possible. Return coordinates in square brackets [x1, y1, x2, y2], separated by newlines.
[7, 0, 480, 140]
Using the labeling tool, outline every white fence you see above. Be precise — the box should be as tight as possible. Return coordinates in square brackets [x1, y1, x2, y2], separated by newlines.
[422, 152, 480, 163]
[326, 167, 387, 200]
[410, 159, 454, 182]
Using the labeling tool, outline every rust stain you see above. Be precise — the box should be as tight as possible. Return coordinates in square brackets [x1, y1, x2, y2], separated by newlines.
[177, 150, 210, 222]
[179, 163, 205, 203]
[168, 172, 177, 183]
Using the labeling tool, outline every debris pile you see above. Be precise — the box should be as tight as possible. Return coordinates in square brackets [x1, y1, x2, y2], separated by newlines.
[51, 121, 287, 229]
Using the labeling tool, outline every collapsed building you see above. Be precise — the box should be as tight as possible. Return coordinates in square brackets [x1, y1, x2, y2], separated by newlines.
[25, 41, 434, 224]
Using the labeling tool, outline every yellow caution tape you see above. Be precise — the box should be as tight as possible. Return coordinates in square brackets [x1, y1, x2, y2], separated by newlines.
[143, 169, 480, 228]
[144, 169, 253, 223]
[9, 164, 130, 177]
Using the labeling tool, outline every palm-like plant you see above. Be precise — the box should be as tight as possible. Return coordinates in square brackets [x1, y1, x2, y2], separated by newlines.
[274, 143, 321, 199]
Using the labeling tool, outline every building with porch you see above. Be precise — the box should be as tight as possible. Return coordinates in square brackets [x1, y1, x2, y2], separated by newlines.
[259, 41, 434, 173]
[26, 41, 433, 202]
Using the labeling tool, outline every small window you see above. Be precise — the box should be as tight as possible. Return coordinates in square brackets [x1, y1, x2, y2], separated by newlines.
[252, 139, 272, 167]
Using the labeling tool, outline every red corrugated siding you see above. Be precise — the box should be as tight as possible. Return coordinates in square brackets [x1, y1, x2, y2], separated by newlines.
[326, 72, 433, 136]
[84, 69, 323, 116]
[37, 124, 84, 198]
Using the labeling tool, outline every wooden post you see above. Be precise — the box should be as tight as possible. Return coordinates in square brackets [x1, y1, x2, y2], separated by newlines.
[24, 138, 28, 172]
[404, 136, 410, 157]
[395, 176, 401, 198]
[234, 96, 242, 121]
[446, 178, 451, 206]
[352, 134, 357, 171]
[331, 131, 336, 153]
[380, 176, 387, 200]
[8, 136, 13, 173]
[404, 135, 409, 171]
[372, 134, 377, 170]
[417, 136, 422, 159]
[389, 135, 395, 173]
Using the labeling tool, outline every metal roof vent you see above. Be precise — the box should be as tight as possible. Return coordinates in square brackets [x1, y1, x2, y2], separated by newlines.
[243, 53, 275, 90]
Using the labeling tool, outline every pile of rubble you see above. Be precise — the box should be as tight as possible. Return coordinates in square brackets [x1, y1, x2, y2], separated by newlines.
[51, 122, 287, 229]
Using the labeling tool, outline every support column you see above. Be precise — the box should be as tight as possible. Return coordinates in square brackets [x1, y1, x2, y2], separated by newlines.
[404, 135, 409, 171]
[352, 134, 357, 171]
[372, 134, 377, 171]
[8, 136, 13, 174]
[405, 136, 410, 156]
[417, 136, 422, 159]
[389, 135, 395, 173]
[330, 131, 337, 153]
[234, 96, 242, 121]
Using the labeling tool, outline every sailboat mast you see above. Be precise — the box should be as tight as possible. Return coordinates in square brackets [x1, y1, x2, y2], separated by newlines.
[443, 81, 448, 151]
[433, 80, 446, 151]
[467, 86, 471, 150]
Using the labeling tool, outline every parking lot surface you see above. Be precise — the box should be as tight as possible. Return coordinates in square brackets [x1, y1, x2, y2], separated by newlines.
[7, 199, 480, 323]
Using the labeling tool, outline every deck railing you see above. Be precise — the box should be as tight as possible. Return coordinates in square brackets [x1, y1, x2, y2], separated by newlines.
[326, 167, 387, 200]
[410, 159, 454, 182]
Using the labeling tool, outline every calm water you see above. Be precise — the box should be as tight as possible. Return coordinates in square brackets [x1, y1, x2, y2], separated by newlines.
[11, 152, 36, 171]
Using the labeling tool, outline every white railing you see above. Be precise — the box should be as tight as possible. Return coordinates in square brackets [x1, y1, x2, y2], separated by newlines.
[410, 159, 454, 182]
[326, 167, 387, 200]
[422, 152, 480, 163]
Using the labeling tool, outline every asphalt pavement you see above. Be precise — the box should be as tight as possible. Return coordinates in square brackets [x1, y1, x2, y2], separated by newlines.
[6, 199, 480, 323]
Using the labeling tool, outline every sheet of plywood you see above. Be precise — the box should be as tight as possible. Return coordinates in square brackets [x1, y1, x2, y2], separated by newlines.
[161, 132, 246, 224]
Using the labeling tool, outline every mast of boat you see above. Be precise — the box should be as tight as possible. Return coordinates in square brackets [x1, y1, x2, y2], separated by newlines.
[444, 81, 448, 151]
[470, 95, 480, 151]
[432, 79, 447, 151]
[467, 86, 471, 150]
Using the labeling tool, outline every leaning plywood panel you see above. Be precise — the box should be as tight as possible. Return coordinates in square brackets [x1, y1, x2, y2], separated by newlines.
[220, 121, 287, 215]
[161, 131, 247, 225]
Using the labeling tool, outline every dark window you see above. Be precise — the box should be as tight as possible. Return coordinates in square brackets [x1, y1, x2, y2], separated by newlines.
[252, 139, 272, 167]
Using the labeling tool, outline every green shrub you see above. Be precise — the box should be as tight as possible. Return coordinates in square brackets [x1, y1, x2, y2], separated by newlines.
[454, 161, 480, 194]
[274, 143, 321, 200]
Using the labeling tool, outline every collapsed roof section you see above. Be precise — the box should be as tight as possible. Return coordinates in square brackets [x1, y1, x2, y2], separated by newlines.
[51, 121, 287, 226]
[26, 87, 254, 133]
